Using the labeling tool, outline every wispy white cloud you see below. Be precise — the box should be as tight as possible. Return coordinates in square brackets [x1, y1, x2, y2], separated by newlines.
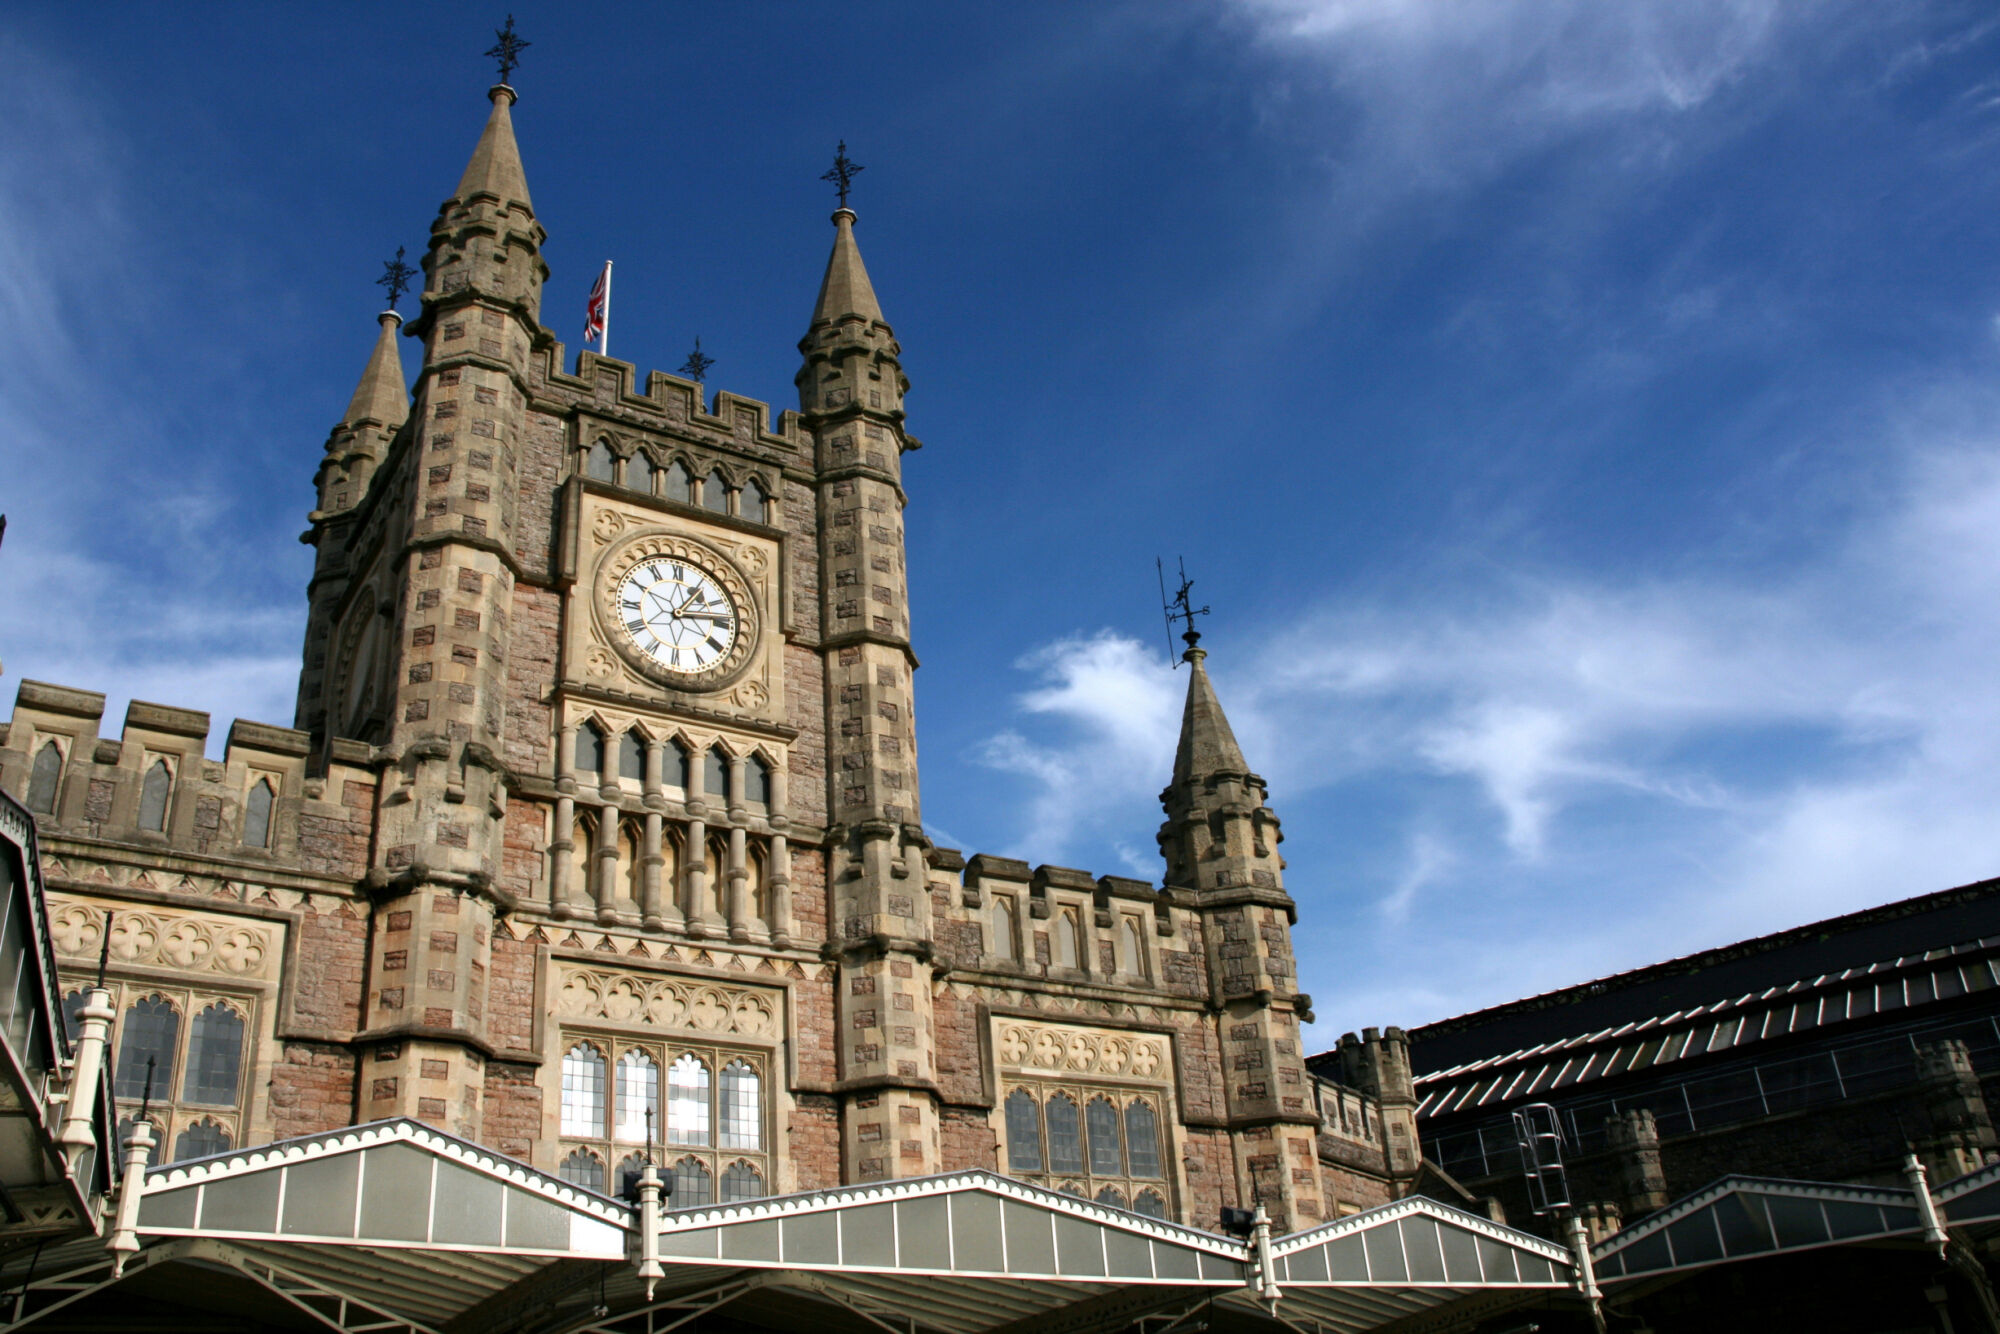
[976, 415, 2000, 1024]
[0, 35, 305, 751]
[976, 632, 1182, 865]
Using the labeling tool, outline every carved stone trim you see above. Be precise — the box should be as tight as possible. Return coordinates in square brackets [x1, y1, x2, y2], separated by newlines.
[50, 901, 280, 981]
[993, 1017, 1170, 1082]
[555, 963, 780, 1040]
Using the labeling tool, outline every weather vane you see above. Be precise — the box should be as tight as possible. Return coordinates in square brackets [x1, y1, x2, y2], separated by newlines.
[821, 140, 864, 209]
[1156, 557, 1210, 667]
[678, 336, 714, 383]
[486, 14, 528, 85]
[377, 246, 416, 311]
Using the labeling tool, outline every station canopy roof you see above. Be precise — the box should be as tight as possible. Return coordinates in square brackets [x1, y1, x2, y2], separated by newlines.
[0, 1117, 1583, 1334]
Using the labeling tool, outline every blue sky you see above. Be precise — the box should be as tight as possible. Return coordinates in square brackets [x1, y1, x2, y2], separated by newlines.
[5, 2, 2000, 1038]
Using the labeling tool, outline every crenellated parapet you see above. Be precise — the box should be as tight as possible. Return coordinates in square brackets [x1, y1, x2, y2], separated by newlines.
[1, 680, 378, 884]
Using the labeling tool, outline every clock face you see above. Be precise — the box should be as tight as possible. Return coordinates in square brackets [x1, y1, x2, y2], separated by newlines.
[616, 556, 739, 674]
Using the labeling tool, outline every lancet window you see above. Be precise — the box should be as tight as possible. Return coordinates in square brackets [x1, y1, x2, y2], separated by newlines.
[138, 759, 173, 832]
[242, 778, 275, 848]
[586, 441, 617, 483]
[26, 740, 62, 814]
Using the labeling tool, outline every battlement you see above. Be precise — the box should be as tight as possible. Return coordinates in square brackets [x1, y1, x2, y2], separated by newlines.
[928, 848, 1176, 933]
[532, 343, 807, 456]
[0, 680, 376, 885]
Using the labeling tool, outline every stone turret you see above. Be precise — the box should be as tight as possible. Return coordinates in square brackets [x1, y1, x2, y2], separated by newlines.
[797, 202, 937, 1182]
[348, 80, 549, 1138]
[297, 311, 410, 738]
[1158, 643, 1327, 1227]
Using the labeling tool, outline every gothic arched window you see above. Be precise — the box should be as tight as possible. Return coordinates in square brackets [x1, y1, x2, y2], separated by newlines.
[182, 1003, 244, 1106]
[1004, 1088, 1042, 1173]
[1125, 1100, 1162, 1178]
[1053, 909, 1081, 970]
[667, 1054, 711, 1146]
[704, 748, 730, 802]
[742, 478, 771, 524]
[561, 1043, 607, 1138]
[625, 452, 655, 494]
[615, 1049, 658, 1143]
[174, 1118, 231, 1162]
[672, 1156, 713, 1207]
[721, 1160, 764, 1203]
[138, 759, 172, 832]
[242, 779, 275, 849]
[990, 897, 1020, 962]
[702, 469, 730, 513]
[560, 1148, 605, 1192]
[1120, 917, 1147, 978]
[62, 990, 86, 1042]
[744, 756, 771, 806]
[114, 995, 179, 1100]
[1086, 1095, 1123, 1177]
[665, 462, 693, 503]
[26, 741, 61, 813]
[586, 440, 616, 482]
[575, 722, 605, 779]
[665, 740, 690, 792]
[1045, 1093, 1084, 1175]
[1134, 1188, 1168, 1220]
[1095, 1185, 1128, 1210]
[719, 1060, 760, 1150]
[617, 731, 645, 782]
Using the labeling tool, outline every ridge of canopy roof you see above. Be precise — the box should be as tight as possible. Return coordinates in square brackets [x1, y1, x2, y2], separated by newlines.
[142, 1114, 631, 1228]
[1269, 1193, 1573, 1265]
[659, 1166, 1247, 1256]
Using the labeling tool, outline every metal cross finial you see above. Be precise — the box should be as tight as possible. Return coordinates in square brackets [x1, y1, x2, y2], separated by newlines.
[377, 246, 416, 311]
[486, 14, 529, 85]
[678, 336, 714, 384]
[821, 140, 865, 209]
[1157, 557, 1211, 667]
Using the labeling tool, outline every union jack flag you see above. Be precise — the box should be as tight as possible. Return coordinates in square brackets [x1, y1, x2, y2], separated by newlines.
[583, 261, 610, 351]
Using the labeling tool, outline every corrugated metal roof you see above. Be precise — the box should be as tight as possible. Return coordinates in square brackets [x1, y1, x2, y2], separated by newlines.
[1413, 937, 2000, 1119]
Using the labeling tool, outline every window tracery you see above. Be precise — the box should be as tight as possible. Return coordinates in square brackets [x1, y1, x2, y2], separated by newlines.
[73, 981, 251, 1165]
[999, 1081, 1170, 1218]
[559, 1035, 769, 1206]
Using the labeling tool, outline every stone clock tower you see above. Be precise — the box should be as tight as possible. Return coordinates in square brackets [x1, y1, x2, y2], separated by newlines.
[292, 72, 944, 1179]
[2, 60, 1416, 1232]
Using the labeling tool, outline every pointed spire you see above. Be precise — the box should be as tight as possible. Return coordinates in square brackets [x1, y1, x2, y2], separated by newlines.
[1172, 648, 1251, 786]
[453, 84, 534, 214]
[342, 311, 409, 431]
[810, 208, 884, 329]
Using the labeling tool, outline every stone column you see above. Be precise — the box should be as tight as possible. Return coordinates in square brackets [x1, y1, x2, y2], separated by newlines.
[641, 738, 670, 931]
[767, 763, 792, 946]
[727, 825, 750, 942]
[684, 808, 711, 937]
[595, 800, 620, 922]
[551, 722, 578, 917]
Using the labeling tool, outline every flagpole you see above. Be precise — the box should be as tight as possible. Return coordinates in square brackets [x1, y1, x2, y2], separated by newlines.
[600, 260, 612, 358]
